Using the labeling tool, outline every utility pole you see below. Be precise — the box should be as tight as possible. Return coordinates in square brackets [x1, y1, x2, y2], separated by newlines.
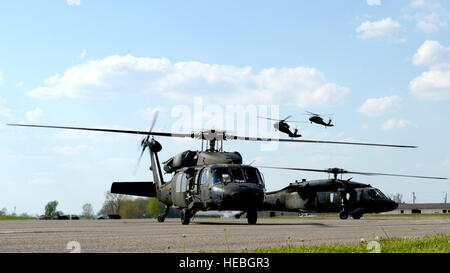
[412, 192, 416, 204]
[445, 192, 447, 204]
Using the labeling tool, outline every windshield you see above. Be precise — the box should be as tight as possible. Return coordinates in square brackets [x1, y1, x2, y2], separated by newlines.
[243, 167, 262, 184]
[364, 189, 386, 200]
[211, 167, 262, 184]
[230, 168, 245, 183]
[212, 168, 232, 184]
[375, 189, 387, 199]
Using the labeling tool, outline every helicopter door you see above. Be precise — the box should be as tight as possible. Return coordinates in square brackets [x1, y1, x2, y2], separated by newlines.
[316, 192, 340, 212]
[174, 173, 188, 208]
[199, 168, 212, 207]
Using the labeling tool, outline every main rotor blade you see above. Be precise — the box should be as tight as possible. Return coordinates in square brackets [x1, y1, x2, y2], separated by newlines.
[257, 116, 281, 121]
[256, 166, 447, 180]
[305, 111, 318, 116]
[228, 135, 417, 148]
[8, 123, 418, 148]
[7, 123, 191, 138]
[256, 166, 331, 173]
[344, 171, 447, 180]
[281, 115, 292, 122]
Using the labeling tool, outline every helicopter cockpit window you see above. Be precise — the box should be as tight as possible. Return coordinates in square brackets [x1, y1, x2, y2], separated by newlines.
[375, 189, 387, 199]
[363, 189, 385, 200]
[212, 168, 232, 184]
[230, 168, 245, 183]
[243, 168, 262, 184]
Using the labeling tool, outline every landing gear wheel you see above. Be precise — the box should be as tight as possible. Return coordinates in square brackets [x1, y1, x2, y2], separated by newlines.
[247, 210, 257, 225]
[181, 208, 191, 225]
[157, 215, 165, 222]
[351, 213, 362, 220]
[339, 210, 348, 220]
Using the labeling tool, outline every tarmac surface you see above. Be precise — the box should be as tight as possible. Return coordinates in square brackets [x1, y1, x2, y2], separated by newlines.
[0, 216, 449, 253]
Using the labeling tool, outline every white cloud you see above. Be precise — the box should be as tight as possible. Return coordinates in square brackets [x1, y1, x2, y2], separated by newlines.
[410, 41, 450, 100]
[66, 0, 81, 6]
[26, 107, 43, 122]
[380, 119, 411, 131]
[413, 40, 450, 69]
[410, 70, 450, 100]
[405, 0, 449, 33]
[358, 95, 401, 116]
[51, 144, 94, 155]
[27, 55, 350, 107]
[366, 0, 381, 6]
[356, 18, 406, 43]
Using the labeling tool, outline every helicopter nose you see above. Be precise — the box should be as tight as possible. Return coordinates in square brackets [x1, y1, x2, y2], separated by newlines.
[391, 201, 399, 210]
[222, 186, 264, 209]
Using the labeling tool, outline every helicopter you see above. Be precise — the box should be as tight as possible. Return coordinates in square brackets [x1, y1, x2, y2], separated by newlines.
[8, 116, 418, 225]
[257, 166, 447, 219]
[258, 115, 302, 138]
[305, 111, 334, 127]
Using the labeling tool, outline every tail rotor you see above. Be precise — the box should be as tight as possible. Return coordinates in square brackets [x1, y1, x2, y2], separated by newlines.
[134, 111, 159, 175]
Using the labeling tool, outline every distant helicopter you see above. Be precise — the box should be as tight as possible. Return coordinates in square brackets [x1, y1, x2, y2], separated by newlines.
[8, 115, 417, 225]
[305, 111, 334, 127]
[258, 166, 447, 219]
[258, 115, 302, 138]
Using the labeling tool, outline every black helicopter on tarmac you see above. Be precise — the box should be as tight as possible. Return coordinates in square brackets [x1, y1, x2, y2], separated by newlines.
[9, 113, 419, 225]
[258, 166, 447, 219]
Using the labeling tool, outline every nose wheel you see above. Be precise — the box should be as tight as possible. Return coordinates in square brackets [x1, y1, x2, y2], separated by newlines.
[339, 210, 348, 220]
[181, 208, 191, 225]
[247, 210, 258, 225]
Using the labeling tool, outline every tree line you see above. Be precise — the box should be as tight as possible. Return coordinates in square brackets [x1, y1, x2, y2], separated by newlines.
[40, 191, 180, 219]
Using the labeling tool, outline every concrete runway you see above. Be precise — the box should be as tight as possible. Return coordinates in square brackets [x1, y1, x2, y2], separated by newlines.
[0, 216, 449, 253]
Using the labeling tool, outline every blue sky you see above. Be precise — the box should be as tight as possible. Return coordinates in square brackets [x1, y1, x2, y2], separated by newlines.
[1, 0, 449, 215]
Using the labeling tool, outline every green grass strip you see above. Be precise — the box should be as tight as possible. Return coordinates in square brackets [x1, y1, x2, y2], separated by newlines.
[253, 234, 450, 253]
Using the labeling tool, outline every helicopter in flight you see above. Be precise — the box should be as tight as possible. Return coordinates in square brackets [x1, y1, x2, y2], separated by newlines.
[258, 115, 302, 138]
[258, 166, 447, 219]
[305, 111, 334, 127]
[8, 114, 418, 225]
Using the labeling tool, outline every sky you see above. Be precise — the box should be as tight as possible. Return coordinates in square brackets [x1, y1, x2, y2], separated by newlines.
[1, 0, 449, 216]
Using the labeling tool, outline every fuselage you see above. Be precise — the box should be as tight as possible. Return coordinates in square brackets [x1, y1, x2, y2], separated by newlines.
[263, 179, 398, 214]
[309, 116, 333, 127]
[158, 164, 266, 212]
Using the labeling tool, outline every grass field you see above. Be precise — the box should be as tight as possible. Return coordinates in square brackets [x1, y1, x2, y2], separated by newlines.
[253, 234, 450, 253]
[0, 216, 35, 220]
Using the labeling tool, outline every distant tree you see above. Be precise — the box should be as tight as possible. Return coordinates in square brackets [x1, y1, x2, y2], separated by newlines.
[19, 212, 32, 218]
[389, 193, 404, 204]
[118, 198, 148, 219]
[119, 200, 139, 219]
[98, 191, 129, 216]
[82, 203, 95, 219]
[44, 200, 59, 217]
[54, 211, 64, 217]
[146, 198, 163, 218]
[0, 208, 7, 216]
